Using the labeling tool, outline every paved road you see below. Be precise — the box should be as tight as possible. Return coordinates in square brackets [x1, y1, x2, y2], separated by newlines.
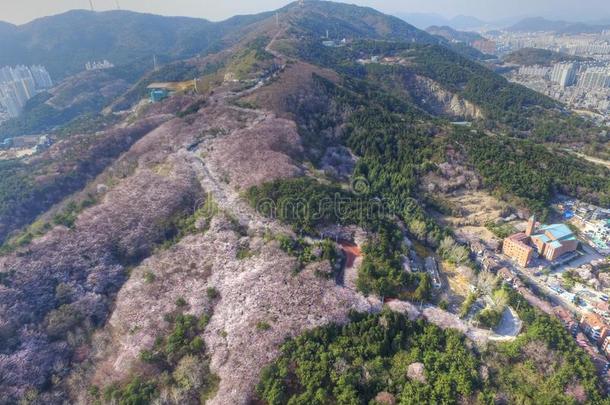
[494, 306, 522, 338]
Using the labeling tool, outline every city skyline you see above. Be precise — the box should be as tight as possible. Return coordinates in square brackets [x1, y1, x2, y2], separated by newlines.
[1, 0, 610, 26]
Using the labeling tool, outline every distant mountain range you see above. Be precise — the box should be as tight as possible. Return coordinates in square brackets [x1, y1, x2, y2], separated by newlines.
[506, 17, 610, 33]
[0, 10, 272, 78]
[0, 5, 493, 80]
[396, 12, 489, 30]
[397, 12, 610, 34]
[6, 8, 608, 81]
[426, 25, 485, 44]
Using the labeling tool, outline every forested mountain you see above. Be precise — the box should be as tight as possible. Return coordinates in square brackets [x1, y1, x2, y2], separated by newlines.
[426, 25, 485, 44]
[397, 13, 487, 30]
[504, 47, 591, 66]
[0, 21, 16, 36]
[0, 10, 272, 78]
[0, 1, 609, 404]
[0, 1, 467, 80]
[282, 1, 439, 44]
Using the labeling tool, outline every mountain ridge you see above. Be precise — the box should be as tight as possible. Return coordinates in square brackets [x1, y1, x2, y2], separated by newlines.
[0, 8, 273, 78]
[507, 16, 610, 33]
[0, 1, 608, 404]
[0, 1, 489, 80]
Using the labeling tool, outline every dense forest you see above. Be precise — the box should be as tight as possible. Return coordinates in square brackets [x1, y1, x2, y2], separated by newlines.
[484, 285, 606, 404]
[450, 129, 610, 213]
[256, 312, 483, 404]
[246, 177, 431, 299]
[290, 38, 603, 143]
[255, 297, 607, 404]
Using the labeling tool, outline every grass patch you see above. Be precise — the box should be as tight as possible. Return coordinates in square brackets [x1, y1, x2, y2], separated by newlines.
[485, 220, 517, 239]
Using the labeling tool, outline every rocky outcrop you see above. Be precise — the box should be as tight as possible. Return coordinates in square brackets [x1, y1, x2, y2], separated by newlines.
[409, 75, 484, 120]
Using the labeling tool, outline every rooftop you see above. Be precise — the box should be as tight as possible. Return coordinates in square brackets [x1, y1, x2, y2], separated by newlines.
[538, 223, 575, 241]
[146, 82, 182, 90]
[508, 232, 529, 242]
[582, 313, 608, 330]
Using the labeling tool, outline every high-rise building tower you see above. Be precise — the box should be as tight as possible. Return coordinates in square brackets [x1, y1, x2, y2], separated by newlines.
[551, 63, 577, 88]
[558, 64, 577, 88]
[0, 64, 53, 119]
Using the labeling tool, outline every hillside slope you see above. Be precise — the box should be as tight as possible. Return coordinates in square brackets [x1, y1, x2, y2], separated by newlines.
[0, 2, 609, 404]
[0, 10, 271, 78]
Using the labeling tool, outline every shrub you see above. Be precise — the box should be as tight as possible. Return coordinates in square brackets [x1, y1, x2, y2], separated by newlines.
[206, 287, 219, 300]
[460, 292, 478, 318]
[45, 304, 84, 339]
[103, 376, 157, 405]
[476, 307, 503, 329]
[256, 321, 271, 331]
[143, 271, 156, 283]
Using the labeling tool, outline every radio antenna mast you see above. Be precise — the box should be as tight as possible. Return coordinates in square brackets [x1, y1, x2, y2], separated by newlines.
[115, 0, 121, 10]
[88, 0, 95, 11]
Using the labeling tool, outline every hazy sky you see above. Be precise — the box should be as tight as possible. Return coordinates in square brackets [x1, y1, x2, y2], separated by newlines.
[1, 0, 610, 25]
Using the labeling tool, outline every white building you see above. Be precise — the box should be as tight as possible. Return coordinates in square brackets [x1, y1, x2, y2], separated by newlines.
[0, 65, 53, 119]
[551, 63, 577, 88]
[579, 67, 610, 90]
[85, 60, 115, 71]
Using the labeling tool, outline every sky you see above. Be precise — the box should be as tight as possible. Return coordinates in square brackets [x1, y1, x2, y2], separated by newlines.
[1, 0, 610, 25]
